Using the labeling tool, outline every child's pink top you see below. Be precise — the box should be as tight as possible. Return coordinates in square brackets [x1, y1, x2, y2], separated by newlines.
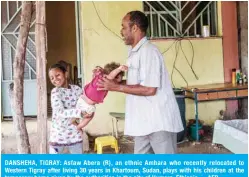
[84, 72, 108, 103]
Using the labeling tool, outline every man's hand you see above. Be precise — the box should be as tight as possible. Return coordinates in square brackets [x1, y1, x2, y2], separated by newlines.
[97, 77, 119, 91]
[97, 77, 157, 96]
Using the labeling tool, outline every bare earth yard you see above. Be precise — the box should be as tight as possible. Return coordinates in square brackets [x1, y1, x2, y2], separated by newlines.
[2, 122, 231, 154]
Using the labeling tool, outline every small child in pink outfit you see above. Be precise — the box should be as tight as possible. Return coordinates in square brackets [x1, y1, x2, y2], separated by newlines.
[72, 62, 127, 130]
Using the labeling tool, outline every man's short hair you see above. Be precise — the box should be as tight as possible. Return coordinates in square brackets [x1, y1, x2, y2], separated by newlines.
[127, 11, 148, 33]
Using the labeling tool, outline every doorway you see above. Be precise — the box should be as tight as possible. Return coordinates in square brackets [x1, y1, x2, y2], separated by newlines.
[46, 1, 83, 116]
[1, 1, 83, 118]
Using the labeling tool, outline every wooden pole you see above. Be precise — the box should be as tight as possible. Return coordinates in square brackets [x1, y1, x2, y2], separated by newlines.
[12, 1, 33, 154]
[35, 1, 47, 153]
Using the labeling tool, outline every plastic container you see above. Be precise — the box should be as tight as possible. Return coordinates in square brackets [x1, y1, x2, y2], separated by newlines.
[174, 89, 186, 142]
[236, 69, 241, 83]
[232, 68, 236, 85]
[190, 124, 203, 140]
[202, 25, 210, 37]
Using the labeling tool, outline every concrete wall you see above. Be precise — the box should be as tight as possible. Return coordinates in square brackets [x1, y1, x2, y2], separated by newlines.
[238, 2, 248, 118]
[238, 2, 248, 76]
[80, 2, 226, 135]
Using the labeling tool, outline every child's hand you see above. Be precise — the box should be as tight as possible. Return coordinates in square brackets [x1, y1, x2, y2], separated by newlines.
[118, 65, 128, 71]
[92, 66, 103, 77]
[71, 118, 78, 126]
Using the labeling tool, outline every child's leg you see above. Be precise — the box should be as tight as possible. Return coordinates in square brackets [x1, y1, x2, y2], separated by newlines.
[76, 96, 87, 110]
[76, 95, 96, 114]
[49, 145, 64, 154]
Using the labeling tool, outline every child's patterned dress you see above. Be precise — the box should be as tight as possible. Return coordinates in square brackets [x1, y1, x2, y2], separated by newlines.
[49, 85, 83, 146]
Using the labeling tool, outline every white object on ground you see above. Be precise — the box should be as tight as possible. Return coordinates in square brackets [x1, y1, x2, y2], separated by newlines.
[212, 119, 248, 154]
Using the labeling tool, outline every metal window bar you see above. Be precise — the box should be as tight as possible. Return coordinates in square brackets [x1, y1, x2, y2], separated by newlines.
[1, 53, 3, 81]
[1, 6, 22, 33]
[144, 11, 177, 15]
[200, 14, 203, 33]
[4, 32, 36, 46]
[13, 19, 36, 46]
[158, 15, 161, 36]
[145, 2, 180, 37]
[145, 11, 177, 37]
[169, 1, 180, 12]
[12, 34, 36, 59]
[1, 1, 36, 81]
[213, 2, 218, 35]
[207, 6, 210, 27]
[176, 1, 182, 34]
[157, 1, 181, 24]
[1, 35, 36, 75]
[165, 21, 168, 37]
[182, 1, 201, 23]
[150, 6, 153, 37]
[29, 65, 32, 80]
[183, 1, 213, 35]
[10, 47, 13, 80]
[144, 1, 217, 38]
[11, 32, 36, 47]
[13, 20, 36, 34]
[7, 1, 10, 21]
[75, 1, 84, 80]
[155, 2, 181, 34]
[181, 2, 189, 11]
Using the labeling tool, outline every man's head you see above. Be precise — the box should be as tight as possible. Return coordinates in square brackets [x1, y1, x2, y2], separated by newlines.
[104, 62, 124, 83]
[120, 11, 148, 46]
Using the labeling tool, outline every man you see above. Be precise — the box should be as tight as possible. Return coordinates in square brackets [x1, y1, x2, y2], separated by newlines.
[97, 11, 183, 154]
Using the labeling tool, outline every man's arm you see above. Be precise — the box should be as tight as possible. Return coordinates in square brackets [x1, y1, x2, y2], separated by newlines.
[97, 77, 157, 96]
[118, 84, 157, 96]
[97, 48, 162, 96]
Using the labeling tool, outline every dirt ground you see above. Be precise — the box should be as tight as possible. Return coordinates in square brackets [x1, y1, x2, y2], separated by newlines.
[1, 132, 231, 154]
[86, 135, 231, 154]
